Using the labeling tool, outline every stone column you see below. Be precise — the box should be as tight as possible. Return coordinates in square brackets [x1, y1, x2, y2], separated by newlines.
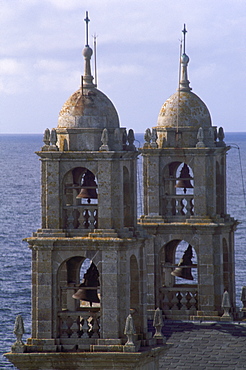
[44, 159, 60, 229]
[35, 245, 53, 339]
[100, 250, 119, 339]
[143, 153, 160, 216]
[197, 232, 217, 314]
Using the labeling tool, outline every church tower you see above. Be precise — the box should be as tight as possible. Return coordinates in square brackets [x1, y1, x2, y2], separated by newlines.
[6, 14, 167, 370]
[140, 25, 237, 320]
[27, 13, 146, 346]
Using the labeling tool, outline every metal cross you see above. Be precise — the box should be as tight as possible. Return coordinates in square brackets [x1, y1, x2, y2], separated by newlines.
[182, 24, 187, 54]
[84, 11, 90, 46]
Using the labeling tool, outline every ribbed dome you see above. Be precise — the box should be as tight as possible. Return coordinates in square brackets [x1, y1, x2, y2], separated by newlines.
[58, 87, 120, 129]
[157, 90, 212, 129]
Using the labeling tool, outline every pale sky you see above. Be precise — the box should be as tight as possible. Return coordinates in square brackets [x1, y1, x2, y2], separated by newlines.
[1, 0, 246, 134]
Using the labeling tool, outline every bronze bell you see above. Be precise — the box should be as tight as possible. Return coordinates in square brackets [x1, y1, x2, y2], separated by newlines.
[76, 171, 98, 203]
[175, 163, 193, 194]
[171, 244, 194, 280]
[72, 263, 100, 307]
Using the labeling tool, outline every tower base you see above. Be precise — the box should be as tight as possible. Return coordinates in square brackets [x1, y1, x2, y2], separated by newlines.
[5, 348, 167, 370]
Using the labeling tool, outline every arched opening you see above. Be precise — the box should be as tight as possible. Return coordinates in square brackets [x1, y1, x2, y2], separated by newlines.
[175, 163, 194, 196]
[130, 255, 141, 333]
[159, 240, 198, 317]
[161, 162, 194, 218]
[57, 256, 100, 341]
[63, 167, 98, 230]
[173, 241, 198, 285]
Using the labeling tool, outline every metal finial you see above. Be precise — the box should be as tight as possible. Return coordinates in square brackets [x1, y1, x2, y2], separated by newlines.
[84, 11, 90, 46]
[182, 24, 187, 54]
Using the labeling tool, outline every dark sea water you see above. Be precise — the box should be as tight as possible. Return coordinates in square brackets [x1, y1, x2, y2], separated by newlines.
[1, 132, 246, 369]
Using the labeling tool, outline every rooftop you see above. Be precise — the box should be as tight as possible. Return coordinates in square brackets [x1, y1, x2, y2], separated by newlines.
[158, 320, 246, 369]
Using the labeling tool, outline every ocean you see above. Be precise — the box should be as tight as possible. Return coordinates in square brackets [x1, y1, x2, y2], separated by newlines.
[0, 132, 246, 369]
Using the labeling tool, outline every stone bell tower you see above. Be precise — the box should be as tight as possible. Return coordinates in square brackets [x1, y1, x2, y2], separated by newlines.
[5, 13, 165, 370]
[139, 26, 237, 320]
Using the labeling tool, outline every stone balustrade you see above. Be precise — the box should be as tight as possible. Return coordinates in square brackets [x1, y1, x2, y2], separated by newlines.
[159, 286, 198, 319]
[58, 308, 100, 340]
[162, 195, 194, 218]
[64, 205, 98, 229]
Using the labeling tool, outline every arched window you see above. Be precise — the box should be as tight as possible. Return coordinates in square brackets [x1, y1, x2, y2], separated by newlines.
[161, 162, 194, 218]
[173, 241, 197, 285]
[63, 167, 98, 230]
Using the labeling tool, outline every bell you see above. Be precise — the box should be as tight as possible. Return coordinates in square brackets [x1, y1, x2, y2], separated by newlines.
[175, 163, 193, 194]
[171, 244, 194, 280]
[72, 263, 100, 307]
[76, 171, 98, 203]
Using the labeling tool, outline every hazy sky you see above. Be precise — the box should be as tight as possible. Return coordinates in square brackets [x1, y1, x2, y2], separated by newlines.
[1, 0, 246, 134]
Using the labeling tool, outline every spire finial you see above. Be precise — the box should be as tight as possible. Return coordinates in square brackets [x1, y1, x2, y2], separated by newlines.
[182, 24, 187, 54]
[84, 11, 90, 47]
[82, 11, 94, 88]
[178, 23, 191, 92]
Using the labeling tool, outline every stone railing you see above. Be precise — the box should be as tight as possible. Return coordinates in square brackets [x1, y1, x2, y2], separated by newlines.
[162, 195, 194, 218]
[64, 205, 98, 229]
[58, 308, 100, 339]
[159, 286, 198, 318]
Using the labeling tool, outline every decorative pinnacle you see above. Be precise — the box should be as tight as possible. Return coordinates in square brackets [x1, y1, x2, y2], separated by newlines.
[84, 11, 90, 47]
[182, 24, 187, 54]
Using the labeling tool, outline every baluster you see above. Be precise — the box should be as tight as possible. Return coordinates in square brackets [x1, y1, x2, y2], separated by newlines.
[66, 208, 74, 229]
[78, 208, 85, 229]
[176, 198, 183, 216]
[176, 291, 182, 309]
[66, 316, 74, 338]
[166, 197, 172, 216]
[190, 293, 198, 311]
[94, 208, 98, 228]
[171, 293, 179, 310]
[184, 197, 190, 216]
[83, 209, 90, 229]
[182, 198, 188, 215]
[186, 291, 192, 309]
[60, 316, 69, 338]
[70, 316, 79, 338]
[87, 210, 94, 228]
[180, 293, 188, 310]
[81, 314, 89, 338]
[78, 316, 84, 338]
[91, 312, 100, 338]
[190, 197, 194, 215]
[162, 293, 169, 310]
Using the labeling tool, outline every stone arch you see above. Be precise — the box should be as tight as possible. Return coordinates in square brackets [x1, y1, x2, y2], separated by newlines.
[159, 239, 197, 287]
[56, 255, 101, 341]
[57, 255, 100, 311]
[57, 255, 86, 312]
[159, 240, 198, 317]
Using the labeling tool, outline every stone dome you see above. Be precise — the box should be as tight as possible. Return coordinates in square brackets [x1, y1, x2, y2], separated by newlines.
[57, 44, 119, 130]
[157, 90, 212, 129]
[58, 87, 120, 129]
